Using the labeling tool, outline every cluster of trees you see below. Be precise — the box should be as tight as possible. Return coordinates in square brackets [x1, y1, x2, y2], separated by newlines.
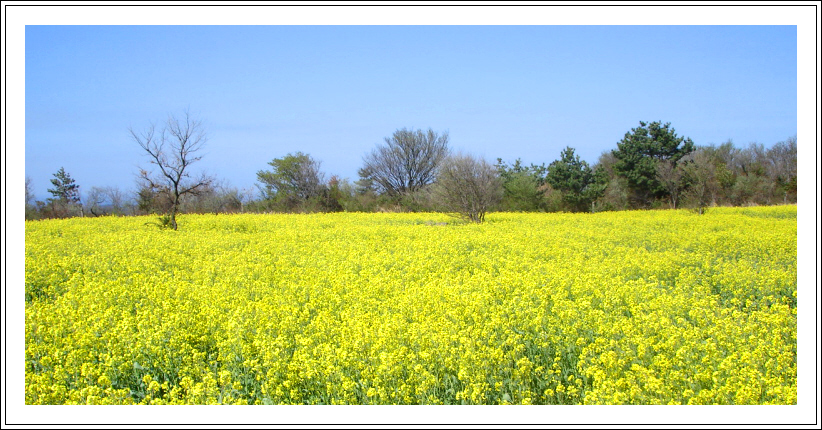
[26, 170, 254, 221]
[251, 128, 500, 223]
[25, 112, 797, 227]
[493, 122, 796, 214]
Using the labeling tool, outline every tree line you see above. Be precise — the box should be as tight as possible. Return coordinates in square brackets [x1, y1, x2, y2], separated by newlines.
[25, 111, 798, 227]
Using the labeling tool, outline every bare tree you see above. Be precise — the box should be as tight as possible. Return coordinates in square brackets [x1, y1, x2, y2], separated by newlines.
[130, 109, 212, 230]
[180, 179, 253, 214]
[680, 149, 719, 215]
[101, 186, 128, 215]
[85, 187, 108, 216]
[655, 159, 685, 209]
[765, 136, 797, 203]
[83, 186, 126, 217]
[223, 186, 256, 213]
[435, 153, 503, 223]
[25, 177, 37, 219]
[359, 128, 449, 198]
[25, 176, 33, 206]
[765, 136, 797, 180]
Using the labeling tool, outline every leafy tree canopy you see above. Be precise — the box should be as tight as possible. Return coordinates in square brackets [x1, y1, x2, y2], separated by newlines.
[495, 158, 547, 211]
[545, 147, 606, 212]
[612, 121, 694, 206]
[257, 152, 325, 203]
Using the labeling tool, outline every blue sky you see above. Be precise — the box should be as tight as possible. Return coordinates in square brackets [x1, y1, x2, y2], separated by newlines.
[24, 25, 797, 201]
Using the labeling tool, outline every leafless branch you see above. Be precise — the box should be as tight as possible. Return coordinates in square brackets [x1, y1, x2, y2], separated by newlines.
[130, 109, 212, 229]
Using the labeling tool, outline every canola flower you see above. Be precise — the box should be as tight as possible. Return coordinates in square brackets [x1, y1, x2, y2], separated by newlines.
[25, 206, 797, 405]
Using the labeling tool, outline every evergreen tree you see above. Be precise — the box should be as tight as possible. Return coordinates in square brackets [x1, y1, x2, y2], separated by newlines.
[612, 121, 694, 207]
[545, 147, 605, 212]
[46, 167, 82, 217]
[47, 167, 80, 204]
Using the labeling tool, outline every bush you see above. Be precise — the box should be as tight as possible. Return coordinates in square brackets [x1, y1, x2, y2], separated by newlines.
[435, 153, 503, 223]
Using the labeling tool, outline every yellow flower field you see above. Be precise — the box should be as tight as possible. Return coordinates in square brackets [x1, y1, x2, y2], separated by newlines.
[24, 206, 797, 405]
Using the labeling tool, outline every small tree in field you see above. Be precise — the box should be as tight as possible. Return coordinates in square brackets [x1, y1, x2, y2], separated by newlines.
[130, 109, 212, 230]
[680, 148, 719, 215]
[435, 153, 502, 223]
[495, 158, 547, 211]
[26, 177, 38, 219]
[655, 159, 685, 209]
[545, 146, 605, 212]
[85, 186, 108, 217]
[256, 152, 325, 211]
[47, 167, 82, 218]
[359, 128, 450, 199]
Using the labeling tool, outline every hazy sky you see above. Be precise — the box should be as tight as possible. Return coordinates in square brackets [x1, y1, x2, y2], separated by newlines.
[24, 24, 797, 201]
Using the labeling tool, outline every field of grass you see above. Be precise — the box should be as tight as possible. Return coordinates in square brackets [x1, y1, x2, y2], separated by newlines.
[24, 206, 797, 405]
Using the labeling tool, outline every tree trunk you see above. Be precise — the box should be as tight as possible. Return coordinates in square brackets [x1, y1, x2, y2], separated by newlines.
[170, 207, 178, 230]
[171, 194, 179, 230]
